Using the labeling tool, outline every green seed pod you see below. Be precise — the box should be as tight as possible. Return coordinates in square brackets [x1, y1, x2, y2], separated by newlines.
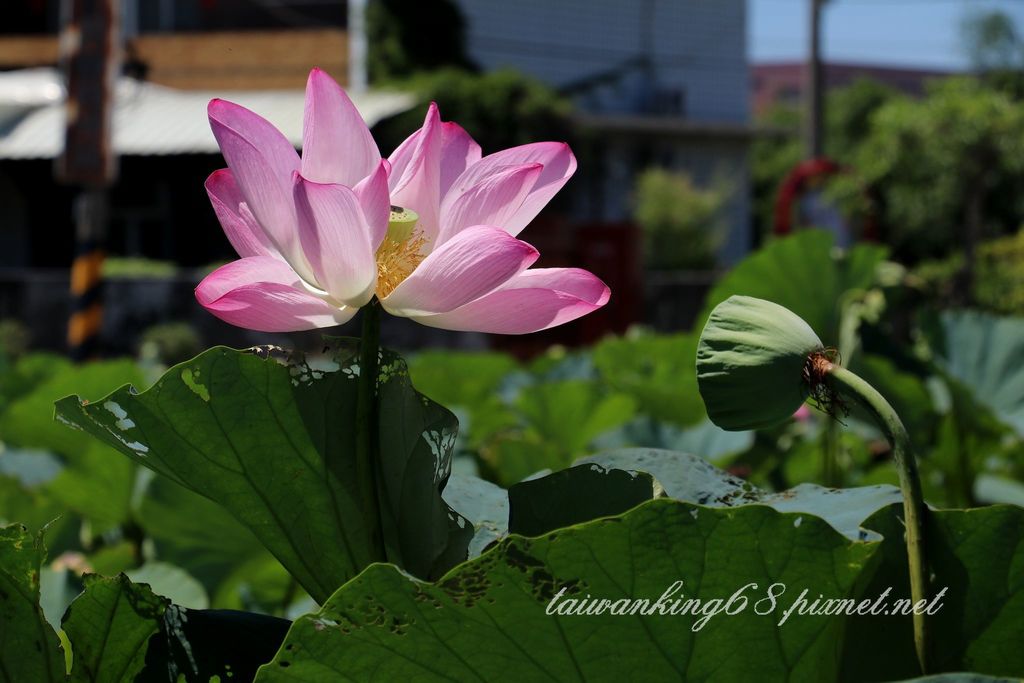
[696, 295, 824, 431]
[386, 205, 419, 243]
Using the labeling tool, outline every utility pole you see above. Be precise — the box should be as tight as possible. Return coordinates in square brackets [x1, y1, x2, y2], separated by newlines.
[348, 0, 368, 94]
[805, 0, 825, 158]
[56, 0, 120, 361]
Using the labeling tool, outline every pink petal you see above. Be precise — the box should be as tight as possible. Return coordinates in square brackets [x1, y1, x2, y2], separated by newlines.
[301, 68, 381, 186]
[205, 169, 280, 259]
[292, 173, 377, 307]
[352, 159, 390, 250]
[196, 256, 354, 332]
[387, 103, 442, 242]
[439, 121, 482, 197]
[437, 163, 542, 245]
[386, 109, 430, 184]
[446, 142, 576, 236]
[208, 99, 316, 283]
[382, 225, 538, 315]
[409, 267, 609, 334]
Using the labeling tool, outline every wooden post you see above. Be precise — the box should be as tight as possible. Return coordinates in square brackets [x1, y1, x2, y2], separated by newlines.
[55, 0, 120, 360]
[348, 0, 368, 93]
[805, 0, 825, 159]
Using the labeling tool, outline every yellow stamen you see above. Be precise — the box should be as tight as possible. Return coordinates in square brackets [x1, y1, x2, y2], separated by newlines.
[375, 209, 427, 298]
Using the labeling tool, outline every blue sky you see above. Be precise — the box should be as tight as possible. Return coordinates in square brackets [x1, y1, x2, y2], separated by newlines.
[750, 0, 1024, 69]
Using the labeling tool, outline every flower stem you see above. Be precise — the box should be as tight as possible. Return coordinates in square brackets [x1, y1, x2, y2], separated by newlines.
[825, 363, 930, 674]
[356, 299, 385, 562]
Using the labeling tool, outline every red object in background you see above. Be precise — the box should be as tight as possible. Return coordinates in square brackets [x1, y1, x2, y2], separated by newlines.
[575, 222, 641, 340]
[774, 157, 879, 240]
[773, 157, 841, 236]
[491, 219, 641, 359]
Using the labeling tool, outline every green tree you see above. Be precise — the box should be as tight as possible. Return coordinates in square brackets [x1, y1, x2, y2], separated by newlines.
[963, 9, 1022, 72]
[751, 78, 901, 237]
[961, 9, 1024, 99]
[751, 104, 803, 238]
[632, 169, 727, 270]
[372, 68, 572, 157]
[833, 78, 1024, 273]
[366, 0, 474, 82]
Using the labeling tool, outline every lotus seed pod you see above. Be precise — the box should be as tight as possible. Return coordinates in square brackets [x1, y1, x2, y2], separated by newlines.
[386, 205, 419, 243]
[697, 295, 824, 431]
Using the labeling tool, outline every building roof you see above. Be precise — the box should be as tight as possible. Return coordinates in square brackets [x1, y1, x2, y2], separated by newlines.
[574, 113, 757, 140]
[0, 68, 415, 160]
[751, 61, 954, 114]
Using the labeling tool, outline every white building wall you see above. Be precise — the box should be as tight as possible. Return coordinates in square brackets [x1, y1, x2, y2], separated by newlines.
[452, 0, 752, 263]
[453, 0, 748, 123]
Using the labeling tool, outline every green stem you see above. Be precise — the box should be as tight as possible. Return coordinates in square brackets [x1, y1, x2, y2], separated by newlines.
[355, 300, 385, 562]
[950, 393, 976, 508]
[826, 364, 930, 674]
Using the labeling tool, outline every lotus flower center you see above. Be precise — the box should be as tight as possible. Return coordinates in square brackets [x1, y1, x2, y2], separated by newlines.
[376, 205, 427, 299]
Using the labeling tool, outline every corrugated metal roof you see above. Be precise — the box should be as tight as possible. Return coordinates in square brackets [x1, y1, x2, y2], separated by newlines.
[0, 68, 416, 159]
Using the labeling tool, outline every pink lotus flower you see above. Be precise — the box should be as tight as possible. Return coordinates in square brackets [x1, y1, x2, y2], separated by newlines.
[196, 68, 609, 334]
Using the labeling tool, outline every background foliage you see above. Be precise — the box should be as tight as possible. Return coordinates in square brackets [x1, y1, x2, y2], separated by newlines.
[1, 231, 1022, 679]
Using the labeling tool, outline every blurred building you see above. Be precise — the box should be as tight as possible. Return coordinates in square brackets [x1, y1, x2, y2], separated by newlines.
[0, 0, 750, 352]
[0, 1, 416, 353]
[454, 0, 753, 265]
[0, 0, 375, 272]
[752, 61, 952, 115]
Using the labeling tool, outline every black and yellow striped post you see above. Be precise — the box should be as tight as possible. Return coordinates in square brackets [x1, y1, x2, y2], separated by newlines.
[67, 191, 107, 361]
[55, 0, 120, 361]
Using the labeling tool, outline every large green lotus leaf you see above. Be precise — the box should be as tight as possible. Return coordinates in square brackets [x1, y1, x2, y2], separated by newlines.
[125, 562, 209, 610]
[1, 359, 145, 528]
[527, 349, 597, 382]
[0, 524, 64, 682]
[407, 350, 520, 453]
[0, 474, 69, 537]
[476, 380, 636, 487]
[139, 606, 290, 681]
[0, 448, 62, 487]
[514, 380, 636, 457]
[928, 310, 1024, 436]
[592, 417, 755, 466]
[896, 677, 1020, 682]
[54, 343, 471, 604]
[211, 554, 307, 616]
[62, 574, 168, 683]
[64, 573, 291, 682]
[137, 472, 282, 602]
[0, 352, 71, 415]
[843, 503, 1024, 680]
[698, 230, 889, 340]
[507, 464, 658, 537]
[442, 473, 509, 558]
[444, 464, 659, 558]
[407, 350, 519, 412]
[40, 567, 79, 631]
[974, 474, 1024, 507]
[255, 499, 879, 682]
[1, 359, 144, 456]
[478, 435, 565, 488]
[449, 449, 903, 559]
[591, 331, 706, 426]
[577, 448, 903, 541]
